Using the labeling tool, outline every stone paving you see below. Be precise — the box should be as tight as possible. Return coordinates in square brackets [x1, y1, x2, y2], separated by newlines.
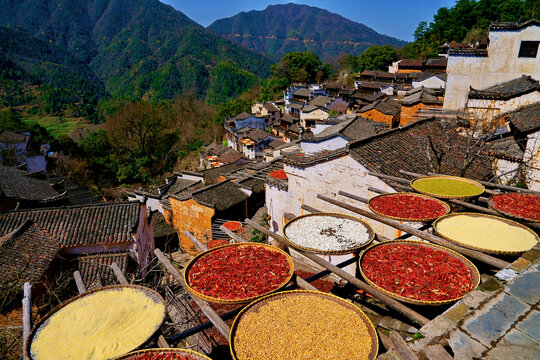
[403, 246, 540, 359]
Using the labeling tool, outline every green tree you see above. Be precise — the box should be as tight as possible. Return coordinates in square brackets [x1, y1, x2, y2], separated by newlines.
[356, 45, 398, 72]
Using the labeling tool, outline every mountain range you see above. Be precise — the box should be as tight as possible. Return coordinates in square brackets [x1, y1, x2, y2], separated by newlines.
[0, 0, 271, 103]
[208, 3, 406, 62]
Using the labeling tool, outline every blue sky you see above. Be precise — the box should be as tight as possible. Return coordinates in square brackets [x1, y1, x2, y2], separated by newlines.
[160, 0, 456, 42]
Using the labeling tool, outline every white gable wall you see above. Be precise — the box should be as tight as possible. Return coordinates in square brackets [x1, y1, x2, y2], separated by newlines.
[301, 137, 349, 155]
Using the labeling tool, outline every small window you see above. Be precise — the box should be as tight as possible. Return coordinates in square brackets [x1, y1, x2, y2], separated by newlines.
[518, 41, 539, 58]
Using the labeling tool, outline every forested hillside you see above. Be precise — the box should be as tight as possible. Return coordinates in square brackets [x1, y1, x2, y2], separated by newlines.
[0, 0, 272, 102]
[208, 3, 405, 62]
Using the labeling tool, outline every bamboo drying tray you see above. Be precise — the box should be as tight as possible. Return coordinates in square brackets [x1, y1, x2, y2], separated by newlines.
[283, 212, 375, 255]
[229, 290, 378, 360]
[358, 240, 480, 306]
[411, 175, 485, 199]
[488, 193, 540, 223]
[183, 242, 294, 305]
[113, 348, 212, 360]
[368, 192, 451, 222]
[25, 285, 166, 360]
[433, 212, 540, 255]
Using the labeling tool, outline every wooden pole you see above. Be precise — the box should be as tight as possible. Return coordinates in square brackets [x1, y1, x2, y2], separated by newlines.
[324, 193, 510, 269]
[110, 263, 129, 285]
[301, 204, 322, 213]
[184, 231, 208, 252]
[244, 219, 430, 327]
[219, 225, 244, 243]
[22, 282, 32, 360]
[154, 249, 231, 340]
[73, 271, 87, 294]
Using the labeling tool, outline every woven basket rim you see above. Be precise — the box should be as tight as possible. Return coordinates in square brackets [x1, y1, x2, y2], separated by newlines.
[25, 285, 166, 360]
[368, 192, 451, 222]
[488, 193, 540, 223]
[433, 212, 540, 255]
[112, 348, 212, 360]
[229, 290, 379, 360]
[183, 242, 294, 305]
[410, 175, 485, 199]
[283, 212, 375, 255]
[358, 240, 480, 306]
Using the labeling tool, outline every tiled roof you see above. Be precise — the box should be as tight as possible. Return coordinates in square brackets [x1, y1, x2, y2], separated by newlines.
[490, 19, 540, 31]
[280, 113, 297, 124]
[234, 112, 252, 120]
[246, 128, 272, 142]
[401, 87, 444, 106]
[78, 252, 129, 288]
[302, 104, 324, 113]
[307, 117, 377, 143]
[469, 75, 540, 100]
[309, 95, 332, 107]
[263, 103, 279, 112]
[425, 58, 448, 67]
[218, 149, 246, 164]
[0, 130, 30, 145]
[293, 88, 311, 97]
[399, 59, 425, 67]
[288, 102, 304, 110]
[449, 49, 488, 56]
[191, 180, 249, 212]
[151, 211, 176, 238]
[348, 118, 492, 180]
[0, 220, 59, 289]
[504, 102, 540, 134]
[283, 148, 349, 167]
[167, 178, 203, 195]
[268, 139, 285, 149]
[359, 98, 401, 115]
[0, 167, 65, 202]
[488, 137, 524, 161]
[0, 202, 140, 248]
[358, 82, 391, 90]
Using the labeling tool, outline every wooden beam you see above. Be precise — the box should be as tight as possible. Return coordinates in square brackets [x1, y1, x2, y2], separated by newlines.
[110, 263, 129, 285]
[73, 271, 87, 294]
[184, 231, 208, 252]
[22, 282, 32, 360]
[326, 192, 510, 269]
[422, 344, 454, 360]
[301, 204, 322, 213]
[219, 225, 244, 243]
[284, 212, 296, 220]
[294, 275, 320, 291]
[244, 219, 430, 327]
[390, 331, 419, 360]
[368, 171, 411, 185]
[154, 249, 231, 340]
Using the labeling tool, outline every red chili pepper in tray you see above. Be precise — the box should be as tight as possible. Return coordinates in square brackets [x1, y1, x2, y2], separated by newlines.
[370, 194, 448, 220]
[491, 193, 540, 221]
[188, 245, 291, 300]
[361, 244, 474, 302]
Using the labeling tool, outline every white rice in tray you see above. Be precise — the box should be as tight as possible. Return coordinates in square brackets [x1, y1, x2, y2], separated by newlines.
[285, 215, 370, 251]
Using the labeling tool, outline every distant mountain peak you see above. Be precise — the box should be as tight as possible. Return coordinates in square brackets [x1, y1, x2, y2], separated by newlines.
[208, 3, 405, 61]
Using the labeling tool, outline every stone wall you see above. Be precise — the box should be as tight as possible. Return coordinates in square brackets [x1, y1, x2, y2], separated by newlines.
[169, 197, 214, 254]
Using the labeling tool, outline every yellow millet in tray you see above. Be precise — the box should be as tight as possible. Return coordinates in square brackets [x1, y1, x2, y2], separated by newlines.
[30, 287, 165, 360]
[434, 213, 538, 254]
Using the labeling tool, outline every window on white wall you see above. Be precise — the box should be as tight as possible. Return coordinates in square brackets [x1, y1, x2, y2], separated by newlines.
[518, 41, 539, 58]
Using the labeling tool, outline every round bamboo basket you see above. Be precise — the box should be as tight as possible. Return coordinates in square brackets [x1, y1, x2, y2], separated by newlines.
[113, 348, 212, 360]
[184, 242, 294, 305]
[488, 193, 540, 223]
[433, 212, 540, 255]
[411, 175, 484, 199]
[368, 192, 451, 222]
[229, 290, 378, 360]
[358, 240, 480, 306]
[25, 285, 166, 360]
[282, 212, 375, 255]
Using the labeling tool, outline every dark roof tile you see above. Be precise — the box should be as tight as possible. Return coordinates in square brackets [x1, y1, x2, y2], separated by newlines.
[469, 75, 540, 100]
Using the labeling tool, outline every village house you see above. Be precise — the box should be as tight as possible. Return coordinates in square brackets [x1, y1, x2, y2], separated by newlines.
[251, 102, 280, 124]
[0, 129, 47, 172]
[199, 142, 249, 169]
[300, 105, 330, 128]
[388, 59, 425, 73]
[163, 180, 250, 254]
[357, 98, 401, 129]
[412, 73, 447, 89]
[399, 87, 444, 126]
[438, 42, 474, 58]
[0, 166, 67, 210]
[466, 75, 540, 121]
[444, 19, 540, 110]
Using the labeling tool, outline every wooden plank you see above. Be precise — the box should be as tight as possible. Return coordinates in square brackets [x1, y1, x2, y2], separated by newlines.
[154, 249, 231, 340]
[284, 212, 296, 220]
[300, 204, 322, 213]
[423, 344, 454, 360]
[294, 274, 320, 291]
[73, 270, 87, 294]
[244, 219, 430, 327]
[22, 282, 32, 360]
[329, 192, 510, 269]
[185, 231, 208, 252]
[110, 263, 129, 284]
[377, 329, 394, 352]
[390, 331, 419, 360]
[219, 225, 244, 243]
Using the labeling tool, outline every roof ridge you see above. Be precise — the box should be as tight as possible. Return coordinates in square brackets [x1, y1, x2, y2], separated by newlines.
[0, 200, 138, 214]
